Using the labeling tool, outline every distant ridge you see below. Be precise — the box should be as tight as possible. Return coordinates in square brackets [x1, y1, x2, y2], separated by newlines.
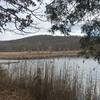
[0, 35, 81, 51]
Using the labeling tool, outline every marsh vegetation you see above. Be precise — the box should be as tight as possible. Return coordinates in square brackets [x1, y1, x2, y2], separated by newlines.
[0, 57, 100, 100]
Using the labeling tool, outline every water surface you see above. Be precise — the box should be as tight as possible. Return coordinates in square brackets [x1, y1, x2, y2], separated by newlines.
[0, 57, 100, 81]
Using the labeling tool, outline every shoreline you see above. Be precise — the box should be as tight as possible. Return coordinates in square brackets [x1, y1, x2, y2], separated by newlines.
[0, 51, 81, 59]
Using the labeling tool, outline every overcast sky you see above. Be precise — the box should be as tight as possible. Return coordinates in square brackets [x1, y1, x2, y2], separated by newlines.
[0, 0, 83, 41]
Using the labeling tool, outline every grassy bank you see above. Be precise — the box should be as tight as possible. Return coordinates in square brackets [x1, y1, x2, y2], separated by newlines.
[0, 60, 99, 100]
[0, 51, 80, 59]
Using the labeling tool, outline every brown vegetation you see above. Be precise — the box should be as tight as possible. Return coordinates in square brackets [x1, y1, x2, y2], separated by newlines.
[0, 51, 80, 59]
[0, 87, 33, 100]
[0, 61, 99, 100]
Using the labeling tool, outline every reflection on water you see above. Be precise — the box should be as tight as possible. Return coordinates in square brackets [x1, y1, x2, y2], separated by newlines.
[0, 57, 100, 99]
[0, 57, 100, 80]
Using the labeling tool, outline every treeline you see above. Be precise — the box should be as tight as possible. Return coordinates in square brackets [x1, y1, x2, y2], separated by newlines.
[0, 35, 81, 51]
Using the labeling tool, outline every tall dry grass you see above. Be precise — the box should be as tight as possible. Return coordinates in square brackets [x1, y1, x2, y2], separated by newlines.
[0, 60, 100, 100]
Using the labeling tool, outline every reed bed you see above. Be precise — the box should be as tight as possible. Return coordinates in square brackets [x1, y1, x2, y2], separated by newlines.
[0, 60, 100, 100]
[0, 51, 79, 59]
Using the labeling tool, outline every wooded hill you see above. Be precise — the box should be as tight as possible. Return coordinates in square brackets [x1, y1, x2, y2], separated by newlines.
[0, 35, 81, 51]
